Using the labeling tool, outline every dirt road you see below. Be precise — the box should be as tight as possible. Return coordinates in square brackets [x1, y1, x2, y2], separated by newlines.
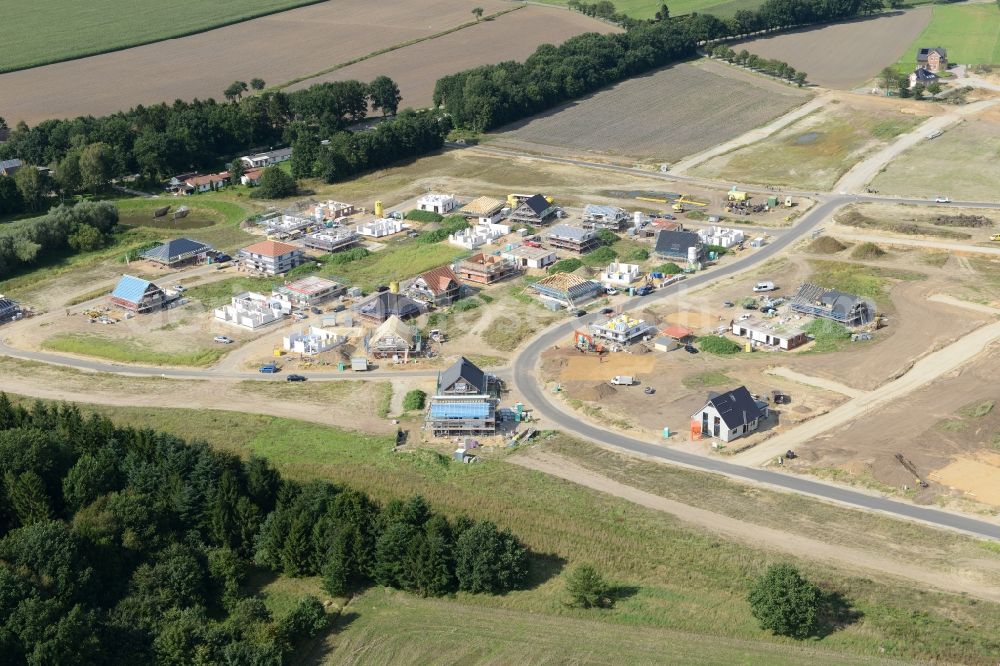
[764, 367, 867, 398]
[671, 94, 828, 173]
[511, 451, 1000, 601]
[835, 99, 1000, 193]
[736, 315, 1000, 466]
[835, 231, 1000, 257]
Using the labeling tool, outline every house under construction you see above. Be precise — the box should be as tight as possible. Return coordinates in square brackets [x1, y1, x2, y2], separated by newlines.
[426, 357, 499, 437]
[789, 283, 874, 327]
[367, 315, 421, 359]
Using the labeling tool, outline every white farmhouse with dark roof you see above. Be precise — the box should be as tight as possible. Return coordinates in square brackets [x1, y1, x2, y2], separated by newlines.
[692, 386, 768, 442]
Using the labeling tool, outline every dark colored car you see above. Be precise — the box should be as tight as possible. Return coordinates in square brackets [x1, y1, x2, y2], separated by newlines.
[285, 374, 307, 382]
[684, 345, 698, 354]
[574, 309, 587, 317]
[311, 306, 323, 315]
[215, 254, 232, 263]
[600, 307, 614, 315]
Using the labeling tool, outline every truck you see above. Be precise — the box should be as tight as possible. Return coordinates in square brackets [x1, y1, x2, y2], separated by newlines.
[752, 281, 776, 292]
[610, 376, 634, 386]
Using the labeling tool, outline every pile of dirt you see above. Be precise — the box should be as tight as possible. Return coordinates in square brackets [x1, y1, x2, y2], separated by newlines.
[850, 241, 886, 260]
[931, 214, 992, 228]
[837, 209, 972, 240]
[633, 343, 651, 354]
[807, 235, 847, 254]
[575, 382, 619, 401]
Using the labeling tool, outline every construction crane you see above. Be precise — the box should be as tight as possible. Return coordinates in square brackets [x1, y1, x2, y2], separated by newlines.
[894, 453, 929, 488]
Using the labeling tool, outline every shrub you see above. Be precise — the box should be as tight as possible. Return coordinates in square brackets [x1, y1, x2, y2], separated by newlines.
[565, 563, 611, 609]
[548, 258, 583, 274]
[596, 228, 618, 246]
[402, 390, 426, 411]
[704, 244, 728, 256]
[250, 166, 297, 199]
[747, 564, 821, 639]
[324, 247, 370, 265]
[629, 248, 649, 261]
[405, 209, 443, 223]
[452, 299, 480, 312]
[585, 246, 617, 264]
[654, 262, 682, 274]
[698, 335, 743, 355]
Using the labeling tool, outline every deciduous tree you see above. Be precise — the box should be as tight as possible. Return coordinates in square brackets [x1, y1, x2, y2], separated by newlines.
[747, 564, 821, 639]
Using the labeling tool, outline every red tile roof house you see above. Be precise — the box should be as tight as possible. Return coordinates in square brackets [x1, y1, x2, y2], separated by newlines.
[240, 167, 264, 186]
[238, 240, 305, 276]
[185, 172, 231, 193]
[409, 265, 462, 307]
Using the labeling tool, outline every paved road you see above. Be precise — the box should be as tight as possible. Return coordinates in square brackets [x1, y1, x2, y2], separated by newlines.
[511, 193, 1000, 540]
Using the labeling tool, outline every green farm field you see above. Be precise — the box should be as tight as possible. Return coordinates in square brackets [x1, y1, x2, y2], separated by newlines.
[898, 4, 1000, 67]
[8, 389, 1000, 664]
[0, 0, 323, 72]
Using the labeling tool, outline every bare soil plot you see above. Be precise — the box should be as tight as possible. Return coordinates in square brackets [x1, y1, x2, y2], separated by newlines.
[733, 8, 932, 89]
[871, 113, 1000, 203]
[830, 202, 999, 242]
[0, 0, 508, 125]
[288, 7, 621, 108]
[491, 58, 810, 163]
[691, 97, 927, 190]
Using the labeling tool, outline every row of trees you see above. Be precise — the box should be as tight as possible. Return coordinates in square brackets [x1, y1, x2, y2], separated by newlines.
[710, 46, 807, 85]
[437, 0, 879, 133]
[0, 396, 529, 664]
[0, 200, 117, 279]
[0, 75, 405, 189]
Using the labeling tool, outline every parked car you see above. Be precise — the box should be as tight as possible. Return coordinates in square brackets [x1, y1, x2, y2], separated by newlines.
[605, 287, 618, 295]
[213, 335, 233, 344]
[636, 285, 653, 296]
[752, 281, 776, 292]
[173, 284, 186, 292]
[683, 344, 698, 354]
[310, 306, 323, 315]
[285, 374, 307, 382]
[259, 363, 279, 373]
[215, 254, 232, 263]
[934, 196, 951, 203]
[723, 300, 734, 308]
[644, 386, 655, 395]
[600, 307, 614, 315]
[573, 309, 587, 317]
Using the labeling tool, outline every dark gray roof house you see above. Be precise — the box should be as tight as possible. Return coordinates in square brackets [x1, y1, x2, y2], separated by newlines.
[509, 194, 558, 225]
[0, 158, 23, 177]
[141, 238, 213, 266]
[789, 283, 874, 327]
[654, 230, 703, 261]
[437, 356, 491, 396]
[692, 386, 766, 442]
[355, 291, 423, 324]
[427, 356, 499, 436]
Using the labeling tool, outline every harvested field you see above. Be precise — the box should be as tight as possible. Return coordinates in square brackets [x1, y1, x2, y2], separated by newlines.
[0, 0, 321, 73]
[833, 203, 1000, 243]
[0, 0, 510, 125]
[288, 7, 621, 108]
[733, 9, 931, 89]
[871, 115, 1000, 203]
[664, 309, 723, 333]
[492, 58, 810, 163]
[691, 99, 926, 189]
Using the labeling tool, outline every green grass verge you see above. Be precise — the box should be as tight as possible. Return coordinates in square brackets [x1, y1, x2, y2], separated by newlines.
[697, 335, 744, 355]
[807, 260, 924, 303]
[41, 333, 225, 367]
[897, 5, 1000, 67]
[0, 0, 326, 72]
[803, 319, 852, 353]
[682, 370, 734, 389]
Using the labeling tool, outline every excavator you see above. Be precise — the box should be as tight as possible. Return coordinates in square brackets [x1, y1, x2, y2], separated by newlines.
[894, 453, 929, 488]
[990, 233, 1000, 242]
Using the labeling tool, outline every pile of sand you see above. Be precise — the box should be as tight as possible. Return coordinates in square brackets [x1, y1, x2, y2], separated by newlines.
[807, 235, 847, 254]
[575, 382, 619, 401]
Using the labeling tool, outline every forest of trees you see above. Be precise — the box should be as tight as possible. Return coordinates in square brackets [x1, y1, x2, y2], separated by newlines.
[0, 75, 424, 190]
[436, 0, 883, 131]
[0, 200, 118, 279]
[0, 397, 530, 664]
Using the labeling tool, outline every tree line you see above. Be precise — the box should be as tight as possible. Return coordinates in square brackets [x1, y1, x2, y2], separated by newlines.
[0, 200, 118, 279]
[438, 0, 883, 132]
[0, 74, 408, 192]
[710, 46, 807, 85]
[0, 396, 530, 664]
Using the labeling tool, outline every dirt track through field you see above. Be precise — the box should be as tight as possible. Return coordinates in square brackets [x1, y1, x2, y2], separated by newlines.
[733, 8, 932, 89]
[512, 451, 1000, 601]
[0, 0, 511, 124]
[287, 7, 621, 108]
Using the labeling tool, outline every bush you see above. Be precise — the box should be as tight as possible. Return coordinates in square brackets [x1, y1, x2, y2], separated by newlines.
[251, 166, 297, 199]
[416, 215, 467, 244]
[324, 247, 370, 265]
[704, 244, 728, 256]
[654, 262, 682, 275]
[452, 299, 480, 312]
[595, 229, 618, 246]
[565, 564, 611, 609]
[402, 390, 426, 411]
[405, 209, 443, 223]
[698, 335, 743, 355]
[455, 521, 528, 594]
[629, 248, 649, 261]
[585, 246, 617, 264]
[548, 258, 583, 274]
[747, 564, 821, 639]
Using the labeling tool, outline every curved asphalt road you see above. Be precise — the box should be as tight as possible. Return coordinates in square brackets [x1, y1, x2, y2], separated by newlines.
[512, 193, 1000, 541]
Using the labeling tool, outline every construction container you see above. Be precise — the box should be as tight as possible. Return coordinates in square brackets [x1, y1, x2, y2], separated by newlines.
[389, 281, 399, 294]
[374, 200, 384, 217]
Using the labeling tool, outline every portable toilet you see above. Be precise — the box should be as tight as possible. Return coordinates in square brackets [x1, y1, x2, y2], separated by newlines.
[374, 200, 384, 217]
[507, 194, 517, 208]
[389, 281, 400, 294]
[662, 427, 671, 439]
[784, 196, 793, 207]
[767, 196, 778, 208]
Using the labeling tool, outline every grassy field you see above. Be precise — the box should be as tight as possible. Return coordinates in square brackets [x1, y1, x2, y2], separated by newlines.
[0, 0, 324, 72]
[692, 105, 925, 189]
[7, 393, 1000, 663]
[808, 260, 925, 303]
[898, 4, 1000, 67]
[871, 117, 1000, 203]
[41, 333, 225, 367]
